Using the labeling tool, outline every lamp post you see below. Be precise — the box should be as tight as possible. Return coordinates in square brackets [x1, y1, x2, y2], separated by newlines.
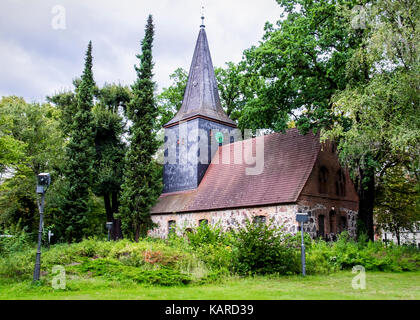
[33, 173, 51, 282]
[296, 213, 309, 276]
[106, 222, 113, 241]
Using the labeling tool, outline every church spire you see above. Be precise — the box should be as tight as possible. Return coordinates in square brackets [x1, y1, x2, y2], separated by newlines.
[164, 25, 236, 128]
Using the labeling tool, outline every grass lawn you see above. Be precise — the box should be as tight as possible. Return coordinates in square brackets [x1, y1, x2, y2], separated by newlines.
[0, 271, 419, 300]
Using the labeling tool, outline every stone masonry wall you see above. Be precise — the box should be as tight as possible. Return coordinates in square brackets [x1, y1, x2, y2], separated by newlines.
[149, 204, 298, 238]
[149, 202, 358, 239]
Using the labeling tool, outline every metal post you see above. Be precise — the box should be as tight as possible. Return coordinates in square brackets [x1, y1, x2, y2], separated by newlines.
[301, 223, 306, 276]
[33, 193, 45, 282]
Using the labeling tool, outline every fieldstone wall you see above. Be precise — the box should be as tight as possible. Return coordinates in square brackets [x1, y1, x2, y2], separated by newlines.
[150, 203, 358, 239]
[149, 204, 299, 238]
[340, 208, 358, 238]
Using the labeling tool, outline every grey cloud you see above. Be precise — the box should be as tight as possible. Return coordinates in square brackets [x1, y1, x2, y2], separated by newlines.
[0, 0, 282, 102]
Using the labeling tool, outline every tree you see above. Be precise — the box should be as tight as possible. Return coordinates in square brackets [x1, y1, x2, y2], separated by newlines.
[48, 82, 131, 241]
[57, 41, 96, 242]
[91, 84, 131, 240]
[374, 165, 419, 245]
[156, 68, 187, 127]
[215, 61, 263, 125]
[118, 15, 162, 241]
[0, 97, 26, 176]
[239, 0, 364, 132]
[325, 0, 420, 239]
[0, 97, 64, 236]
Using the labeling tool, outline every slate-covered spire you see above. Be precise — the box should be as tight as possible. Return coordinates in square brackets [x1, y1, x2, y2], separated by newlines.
[164, 26, 236, 128]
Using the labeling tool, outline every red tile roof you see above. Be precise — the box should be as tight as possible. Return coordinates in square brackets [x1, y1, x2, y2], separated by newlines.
[151, 129, 320, 214]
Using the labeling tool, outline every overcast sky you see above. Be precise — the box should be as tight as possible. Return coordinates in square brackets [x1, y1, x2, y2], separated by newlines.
[0, 0, 282, 103]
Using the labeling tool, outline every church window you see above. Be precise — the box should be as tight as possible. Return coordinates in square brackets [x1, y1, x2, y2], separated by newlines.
[329, 210, 336, 234]
[318, 166, 329, 194]
[338, 216, 347, 233]
[168, 220, 176, 235]
[253, 215, 266, 225]
[335, 169, 346, 197]
[318, 215, 325, 238]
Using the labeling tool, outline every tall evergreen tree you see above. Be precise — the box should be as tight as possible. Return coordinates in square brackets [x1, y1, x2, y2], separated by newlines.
[118, 15, 162, 241]
[58, 42, 96, 242]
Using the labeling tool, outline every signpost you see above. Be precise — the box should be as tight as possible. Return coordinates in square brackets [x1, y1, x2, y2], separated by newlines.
[106, 222, 113, 241]
[296, 213, 309, 276]
[33, 173, 50, 282]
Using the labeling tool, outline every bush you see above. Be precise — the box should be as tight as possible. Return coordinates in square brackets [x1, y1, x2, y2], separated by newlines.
[0, 228, 32, 256]
[231, 221, 300, 275]
[306, 232, 420, 273]
[74, 258, 191, 286]
[186, 222, 232, 248]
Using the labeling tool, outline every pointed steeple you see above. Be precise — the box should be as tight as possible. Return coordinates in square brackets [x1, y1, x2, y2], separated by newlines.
[164, 26, 236, 128]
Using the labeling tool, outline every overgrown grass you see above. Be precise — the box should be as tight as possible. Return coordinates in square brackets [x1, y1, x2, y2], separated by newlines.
[0, 224, 418, 293]
[0, 271, 419, 300]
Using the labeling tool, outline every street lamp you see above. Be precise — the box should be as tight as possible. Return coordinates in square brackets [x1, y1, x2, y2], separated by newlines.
[33, 173, 50, 282]
[296, 213, 309, 276]
[106, 222, 113, 241]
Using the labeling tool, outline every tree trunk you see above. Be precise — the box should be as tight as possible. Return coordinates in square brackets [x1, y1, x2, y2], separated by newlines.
[357, 167, 375, 241]
[396, 229, 401, 246]
[135, 226, 140, 242]
[104, 192, 112, 222]
[111, 191, 123, 240]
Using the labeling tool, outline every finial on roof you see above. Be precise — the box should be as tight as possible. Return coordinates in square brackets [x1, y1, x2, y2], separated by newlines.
[200, 5, 205, 28]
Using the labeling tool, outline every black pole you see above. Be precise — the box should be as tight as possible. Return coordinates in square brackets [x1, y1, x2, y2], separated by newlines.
[301, 223, 306, 276]
[33, 193, 45, 281]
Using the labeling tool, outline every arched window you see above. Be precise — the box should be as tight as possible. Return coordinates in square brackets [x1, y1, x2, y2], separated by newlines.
[184, 227, 193, 235]
[253, 215, 266, 225]
[168, 220, 176, 235]
[338, 216, 347, 233]
[318, 166, 329, 194]
[335, 169, 346, 197]
[318, 215, 325, 238]
[329, 210, 336, 234]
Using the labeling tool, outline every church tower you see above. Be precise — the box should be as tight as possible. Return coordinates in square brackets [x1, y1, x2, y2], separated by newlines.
[163, 20, 237, 193]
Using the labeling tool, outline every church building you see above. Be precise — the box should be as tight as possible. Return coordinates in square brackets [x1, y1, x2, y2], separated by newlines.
[149, 22, 359, 239]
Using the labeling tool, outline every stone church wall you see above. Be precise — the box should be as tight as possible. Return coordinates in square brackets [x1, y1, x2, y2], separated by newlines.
[149, 201, 358, 239]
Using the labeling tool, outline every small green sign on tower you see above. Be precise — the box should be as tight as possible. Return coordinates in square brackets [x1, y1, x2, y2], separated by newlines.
[215, 131, 224, 144]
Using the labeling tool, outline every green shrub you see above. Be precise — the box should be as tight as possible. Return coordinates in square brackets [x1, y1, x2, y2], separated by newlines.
[0, 228, 32, 256]
[306, 233, 420, 273]
[74, 258, 191, 286]
[186, 222, 232, 248]
[231, 221, 300, 275]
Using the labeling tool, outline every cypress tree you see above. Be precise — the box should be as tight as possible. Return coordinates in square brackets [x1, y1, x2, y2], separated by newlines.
[119, 15, 162, 241]
[59, 41, 96, 242]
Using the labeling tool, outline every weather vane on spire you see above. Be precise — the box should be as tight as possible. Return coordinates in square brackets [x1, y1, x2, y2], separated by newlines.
[200, 3, 205, 28]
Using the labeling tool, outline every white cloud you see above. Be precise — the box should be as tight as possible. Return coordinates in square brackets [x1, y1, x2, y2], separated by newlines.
[0, 0, 282, 102]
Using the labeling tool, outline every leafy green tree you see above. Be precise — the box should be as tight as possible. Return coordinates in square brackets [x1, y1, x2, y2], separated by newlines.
[57, 41, 97, 242]
[239, 0, 364, 132]
[92, 83, 130, 240]
[48, 82, 131, 241]
[119, 15, 162, 241]
[0, 97, 26, 175]
[0, 97, 64, 236]
[156, 68, 187, 127]
[374, 165, 419, 245]
[325, 0, 420, 239]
